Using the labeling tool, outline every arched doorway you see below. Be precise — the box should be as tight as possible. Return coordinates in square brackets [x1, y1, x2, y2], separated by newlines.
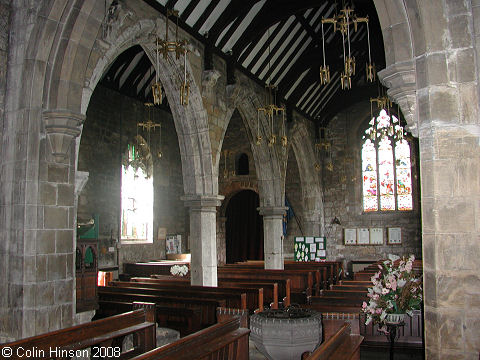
[225, 190, 264, 263]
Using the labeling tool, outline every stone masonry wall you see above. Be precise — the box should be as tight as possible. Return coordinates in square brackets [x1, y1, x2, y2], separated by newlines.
[324, 102, 422, 276]
[78, 85, 186, 270]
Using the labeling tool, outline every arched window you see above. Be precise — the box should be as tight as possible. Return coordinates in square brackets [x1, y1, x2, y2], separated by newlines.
[121, 136, 154, 243]
[362, 109, 413, 212]
[236, 153, 249, 175]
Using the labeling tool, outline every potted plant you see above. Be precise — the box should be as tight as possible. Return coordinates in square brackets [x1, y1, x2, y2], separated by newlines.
[361, 254, 422, 333]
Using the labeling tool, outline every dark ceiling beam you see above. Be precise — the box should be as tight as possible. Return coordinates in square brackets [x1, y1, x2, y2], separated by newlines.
[192, 0, 220, 32]
[243, 20, 286, 72]
[216, 5, 253, 51]
[101, 46, 144, 88]
[139, 68, 156, 100]
[165, 0, 178, 10]
[266, 10, 321, 84]
[180, 0, 201, 23]
[119, 53, 152, 97]
[207, 0, 259, 43]
[231, 0, 325, 55]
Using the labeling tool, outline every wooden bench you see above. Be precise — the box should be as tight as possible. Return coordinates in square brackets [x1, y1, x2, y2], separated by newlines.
[124, 261, 190, 278]
[0, 302, 156, 360]
[131, 276, 280, 310]
[302, 322, 363, 360]
[95, 300, 203, 336]
[100, 285, 248, 312]
[98, 288, 226, 328]
[131, 317, 250, 360]
[218, 267, 313, 304]
[320, 289, 368, 299]
[110, 280, 263, 313]
[222, 264, 322, 296]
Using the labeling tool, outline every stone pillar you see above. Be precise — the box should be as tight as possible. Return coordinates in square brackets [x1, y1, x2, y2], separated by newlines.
[258, 206, 287, 269]
[183, 195, 224, 286]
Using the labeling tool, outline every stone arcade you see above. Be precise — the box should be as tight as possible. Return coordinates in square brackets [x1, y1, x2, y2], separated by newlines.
[0, 1, 478, 359]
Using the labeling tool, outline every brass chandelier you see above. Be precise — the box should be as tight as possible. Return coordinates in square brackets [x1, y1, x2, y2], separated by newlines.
[320, 3, 374, 89]
[255, 29, 287, 148]
[139, 102, 162, 158]
[152, 9, 190, 106]
[256, 84, 287, 147]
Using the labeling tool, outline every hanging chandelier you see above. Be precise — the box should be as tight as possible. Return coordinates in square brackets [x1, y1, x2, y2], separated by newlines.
[152, 9, 190, 106]
[256, 28, 287, 148]
[314, 128, 333, 172]
[256, 84, 287, 147]
[320, 4, 374, 89]
[138, 102, 162, 158]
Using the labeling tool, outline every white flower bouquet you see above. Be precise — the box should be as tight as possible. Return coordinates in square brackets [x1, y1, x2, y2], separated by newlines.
[170, 264, 189, 277]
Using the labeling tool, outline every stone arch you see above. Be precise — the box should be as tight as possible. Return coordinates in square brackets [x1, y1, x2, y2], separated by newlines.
[288, 119, 324, 236]
[224, 79, 287, 209]
[220, 182, 260, 218]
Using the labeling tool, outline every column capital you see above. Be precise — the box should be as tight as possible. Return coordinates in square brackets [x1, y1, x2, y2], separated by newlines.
[181, 194, 224, 210]
[257, 206, 288, 217]
[378, 60, 418, 137]
[43, 109, 85, 162]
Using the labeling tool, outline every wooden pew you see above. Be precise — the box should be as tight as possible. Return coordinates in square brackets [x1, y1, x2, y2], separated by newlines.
[0, 302, 156, 360]
[124, 261, 190, 278]
[98, 288, 226, 328]
[110, 280, 264, 313]
[304, 296, 363, 313]
[301, 322, 363, 360]
[331, 284, 371, 291]
[239, 259, 343, 287]
[131, 276, 280, 310]
[223, 263, 323, 295]
[320, 289, 368, 300]
[131, 317, 250, 360]
[95, 300, 203, 336]
[218, 267, 313, 304]
[100, 285, 248, 312]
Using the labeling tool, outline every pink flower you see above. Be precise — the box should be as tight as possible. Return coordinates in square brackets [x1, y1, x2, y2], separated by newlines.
[362, 302, 367, 309]
[382, 288, 390, 295]
[376, 308, 382, 314]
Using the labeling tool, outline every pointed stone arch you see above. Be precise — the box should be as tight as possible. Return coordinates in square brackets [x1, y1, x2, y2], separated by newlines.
[288, 119, 324, 237]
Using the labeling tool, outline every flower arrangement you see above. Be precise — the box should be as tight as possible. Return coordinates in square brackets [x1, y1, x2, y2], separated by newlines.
[362, 254, 422, 330]
[170, 264, 189, 277]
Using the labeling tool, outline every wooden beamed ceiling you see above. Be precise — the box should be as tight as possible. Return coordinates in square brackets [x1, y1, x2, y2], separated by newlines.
[99, 0, 385, 127]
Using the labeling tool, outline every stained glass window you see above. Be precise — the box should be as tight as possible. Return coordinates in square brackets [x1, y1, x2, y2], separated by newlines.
[395, 140, 413, 211]
[362, 139, 378, 211]
[361, 109, 413, 212]
[121, 140, 154, 243]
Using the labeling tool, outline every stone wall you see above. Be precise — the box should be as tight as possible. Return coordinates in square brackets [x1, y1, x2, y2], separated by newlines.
[78, 85, 186, 270]
[323, 102, 422, 275]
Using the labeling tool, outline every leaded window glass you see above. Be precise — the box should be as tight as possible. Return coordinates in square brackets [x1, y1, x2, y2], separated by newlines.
[362, 109, 413, 212]
[121, 139, 154, 243]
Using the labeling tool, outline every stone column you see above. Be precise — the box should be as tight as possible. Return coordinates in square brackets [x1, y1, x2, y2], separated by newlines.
[258, 206, 287, 269]
[183, 195, 224, 286]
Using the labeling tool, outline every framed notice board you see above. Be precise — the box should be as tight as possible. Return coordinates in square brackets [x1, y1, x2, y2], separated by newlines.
[294, 236, 327, 261]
